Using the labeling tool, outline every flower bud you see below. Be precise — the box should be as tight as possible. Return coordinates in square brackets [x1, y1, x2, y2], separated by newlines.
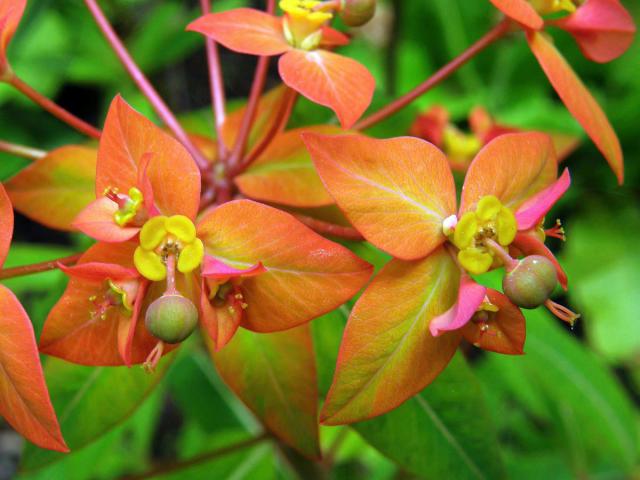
[145, 294, 198, 344]
[340, 0, 376, 27]
[502, 255, 557, 309]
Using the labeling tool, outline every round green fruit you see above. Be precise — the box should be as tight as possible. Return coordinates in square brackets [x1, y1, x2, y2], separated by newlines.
[340, 0, 376, 27]
[145, 294, 198, 344]
[503, 255, 558, 309]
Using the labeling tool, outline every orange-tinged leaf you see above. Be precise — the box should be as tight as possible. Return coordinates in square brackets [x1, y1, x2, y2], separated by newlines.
[97, 95, 201, 218]
[210, 325, 320, 459]
[187, 8, 291, 56]
[304, 133, 456, 260]
[320, 249, 462, 425]
[0, 0, 26, 73]
[462, 289, 525, 355]
[279, 49, 374, 129]
[0, 182, 13, 267]
[554, 0, 636, 63]
[5, 146, 97, 232]
[236, 126, 341, 207]
[0, 285, 67, 452]
[197, 199, 372, 332]
[39, 243, 163, 366]
[488, 0, 543, 30]
[460, 132, 557, 215]
[221, 85, 289, 159]
[527, 31, 623, 183]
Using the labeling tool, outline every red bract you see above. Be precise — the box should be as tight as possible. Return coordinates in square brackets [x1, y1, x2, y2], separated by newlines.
[187, 5, 375, 128]
[0, 183, 67, 452]
[489, 0, 636, 183]
[40, 95, 372, 367]
[304, 131, 575, 424]
[410, 105, 579, 172]
[0, 0, 25, 77]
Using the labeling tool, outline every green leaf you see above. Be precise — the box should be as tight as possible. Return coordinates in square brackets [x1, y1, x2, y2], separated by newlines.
[210, 325, 321, 459]
[21, 354, 173, 471]
[561, 207, 640, 362]
[477, 308, 639, 474]
[354, 354, 506, 480]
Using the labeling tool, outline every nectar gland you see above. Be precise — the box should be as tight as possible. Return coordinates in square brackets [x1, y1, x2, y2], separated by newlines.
[449, 195, 517, 275]
[134, 215, 204, 282]
[529, 0, 581, 15]
[104, 186, 147, 227]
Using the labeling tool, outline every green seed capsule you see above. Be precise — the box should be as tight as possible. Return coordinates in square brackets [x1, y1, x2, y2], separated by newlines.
[340, 0, 376, 27]
[145, 294, 198, 344]
[503, 255, 558, 309]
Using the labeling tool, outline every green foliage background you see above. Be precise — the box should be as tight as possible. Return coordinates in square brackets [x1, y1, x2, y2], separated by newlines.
[0, 0, 639, 478]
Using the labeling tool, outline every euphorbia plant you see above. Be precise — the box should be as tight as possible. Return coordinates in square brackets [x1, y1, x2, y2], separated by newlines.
[0, 0, 635, 474]
[304, 131, 577, 423]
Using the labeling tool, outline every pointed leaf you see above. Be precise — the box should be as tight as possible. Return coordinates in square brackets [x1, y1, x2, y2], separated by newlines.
[527, 31, 623, 183]
[202, 256, 266, 279]
[97, 95, 201, 218]
[304, 133, 456, 260]
[460, 132, 557, 214]
[200, 285, 242, 351]
[489, 0, 543, 30]
[39, 242, 162, 366]
[0, 0, 26, 72]
[0, 182, 13, 267]
[58, 262, 139, 282]
[321, 249, 462, 425]
[554, 0, 636, 63]
[355, 354, 506, 480]
[187, 8, 291, 56]
[197, 199, 372, 333]
[20, 355, 172, 471]
[5, 146, 97, 232]
[0, 285, 67, 452]
[279, 49, 374, 129]
[236, 126, 341, 207]
[210, 325, 320, 459]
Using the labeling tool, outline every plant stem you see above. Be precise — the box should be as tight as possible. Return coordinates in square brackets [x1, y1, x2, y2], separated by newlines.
[227, 0, 276, 169]
[227, 56, 271, 169]
[200, 0, 228, 158]
[119, 433, 270, 480]
[0, 140, 46, 161]
[233, 88, 298, 175]
[6, 75, 101, 139]
[83, 0, 210, 171]
[0, 253, 83, 280]
[353, 19, 511, 131]
[291, 212, 364, 241]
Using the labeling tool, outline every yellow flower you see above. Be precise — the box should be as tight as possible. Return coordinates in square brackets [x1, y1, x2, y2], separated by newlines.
[134, 215, 204, 281]
[450, 195, 517, 275]
[280, 0, 333, 50]
[529, 0, 578, 15]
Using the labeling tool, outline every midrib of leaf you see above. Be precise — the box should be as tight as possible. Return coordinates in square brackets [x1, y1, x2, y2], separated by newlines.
[527, 335, 636, 465]
[59, 367, 103, 423]
[414, 395, 486, 480]
[329, 262, 446, 417]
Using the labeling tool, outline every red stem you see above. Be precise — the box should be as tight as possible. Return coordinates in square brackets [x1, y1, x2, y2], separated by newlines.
[200, 0, 228, 158]
[233, 88, 298, 175]
[227, 56, 271, 169]
[0, 140, 46, 161]
[0, 253, 83, 280]
[353, 19, 511, 131]
[226, 0, 276, 169]
[83, 0, 209, 171]
[7, 75, 101, 139]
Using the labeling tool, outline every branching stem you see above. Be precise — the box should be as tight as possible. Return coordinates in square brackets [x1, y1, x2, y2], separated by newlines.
[6, 75, 101, 139]
[83, 0, 210, 171]
[0, 140, 46, 161]
[0, 253, 83, 280]
[353, 19, 511, 131]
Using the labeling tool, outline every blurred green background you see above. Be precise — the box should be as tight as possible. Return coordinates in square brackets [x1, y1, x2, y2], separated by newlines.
[0, 0, 639, 479]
